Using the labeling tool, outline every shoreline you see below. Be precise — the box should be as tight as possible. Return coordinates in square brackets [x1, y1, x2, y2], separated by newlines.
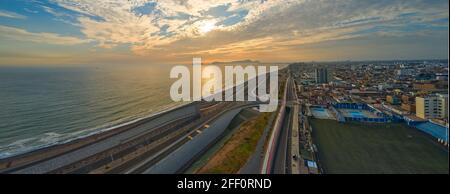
[0, 102, 190, 172]
[0, 65, 284, 172]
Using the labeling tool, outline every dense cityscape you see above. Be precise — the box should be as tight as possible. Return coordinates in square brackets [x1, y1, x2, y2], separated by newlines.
[292, 60, 448, 124]
[288, 60, 448, 173]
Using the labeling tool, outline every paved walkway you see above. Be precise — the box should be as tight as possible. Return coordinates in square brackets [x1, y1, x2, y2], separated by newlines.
[239, 112, 276, 174]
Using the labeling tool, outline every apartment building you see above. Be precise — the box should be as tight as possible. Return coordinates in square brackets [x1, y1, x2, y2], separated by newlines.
[416, 94, 448, 120]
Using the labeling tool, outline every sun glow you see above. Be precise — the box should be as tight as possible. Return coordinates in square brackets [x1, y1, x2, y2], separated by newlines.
[198, 20, 217, 34]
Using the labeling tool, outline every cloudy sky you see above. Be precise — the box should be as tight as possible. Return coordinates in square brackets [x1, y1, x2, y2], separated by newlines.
[0, 0, 448, 65]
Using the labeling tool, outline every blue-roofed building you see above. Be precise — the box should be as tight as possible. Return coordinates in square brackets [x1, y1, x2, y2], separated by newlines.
[414, 121, 449, 144]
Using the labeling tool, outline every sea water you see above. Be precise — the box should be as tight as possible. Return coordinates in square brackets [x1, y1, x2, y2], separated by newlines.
[0, 64, 186, 158]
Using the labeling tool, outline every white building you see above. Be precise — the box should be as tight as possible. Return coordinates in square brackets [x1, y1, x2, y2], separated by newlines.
[378, 84, 392, 91]
[396, 68, 415, 76]
[436, 73, 448, 81]
[416, 94, 448, 120]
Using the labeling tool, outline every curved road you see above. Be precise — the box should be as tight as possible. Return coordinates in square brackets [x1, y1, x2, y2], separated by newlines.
[143, 107, 246, 174]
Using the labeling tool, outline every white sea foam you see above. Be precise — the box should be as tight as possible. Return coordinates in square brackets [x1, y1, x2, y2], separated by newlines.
[0, 102, 188, 159]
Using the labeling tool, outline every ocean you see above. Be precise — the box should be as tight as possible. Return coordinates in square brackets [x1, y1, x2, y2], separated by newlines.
[0, 64, 187, 159]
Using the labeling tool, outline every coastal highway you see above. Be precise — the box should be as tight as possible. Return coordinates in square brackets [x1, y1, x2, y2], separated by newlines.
[114, 102, 262, 174]
[261, 75, 296, 174]
[1, 72, 271, 174]
[261, 76, 288, 174]
[118, 75, 269, 174]
[5, 104, 201, 174]
[272, 76, 296, 174]
[142, 104, 259, 174]
[125, 72, 272, 173]
[4, 102, 244, 174]
[272, 107, 291, 174]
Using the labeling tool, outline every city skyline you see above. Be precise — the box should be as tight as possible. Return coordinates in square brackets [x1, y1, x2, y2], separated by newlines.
[0, 0, 448, 66]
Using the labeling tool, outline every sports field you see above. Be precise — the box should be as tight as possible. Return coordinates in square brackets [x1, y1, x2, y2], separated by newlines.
[311, 119, 449, 174]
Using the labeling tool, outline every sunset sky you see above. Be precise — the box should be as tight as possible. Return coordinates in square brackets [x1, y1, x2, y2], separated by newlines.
[0, 0, 448, 66]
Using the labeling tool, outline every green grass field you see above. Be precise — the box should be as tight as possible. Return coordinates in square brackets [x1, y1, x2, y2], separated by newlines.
[311, 119, 449, 174]
[200, 112, 271, 174]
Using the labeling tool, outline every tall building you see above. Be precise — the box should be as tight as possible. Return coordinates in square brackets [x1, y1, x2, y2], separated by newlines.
[315, 68, 328, 84]
[416, 94, 448, 120]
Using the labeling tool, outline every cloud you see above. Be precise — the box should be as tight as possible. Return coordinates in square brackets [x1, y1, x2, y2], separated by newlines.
[1, 0, 448, 64]
[41, 5, 72, 17]
[0, 10, 27, 19]
[24, 8, 39, 14]
[49, 0, 277, 51]
[0, 25, 89, 45]
[47, 1, 447, 55]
